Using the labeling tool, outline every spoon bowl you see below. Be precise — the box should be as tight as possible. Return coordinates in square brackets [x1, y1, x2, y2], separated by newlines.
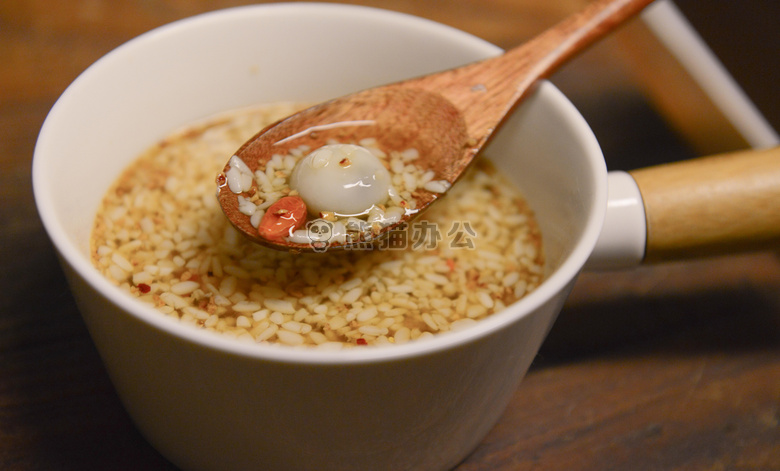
[218, 86, 468, 251]
[217, 0, 655, 251]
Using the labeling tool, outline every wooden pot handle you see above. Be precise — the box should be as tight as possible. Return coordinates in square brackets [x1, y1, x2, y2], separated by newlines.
[629, 146, 780, 262]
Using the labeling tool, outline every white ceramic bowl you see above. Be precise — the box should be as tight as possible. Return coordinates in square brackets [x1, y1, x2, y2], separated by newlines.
[33, 4, 606, 470]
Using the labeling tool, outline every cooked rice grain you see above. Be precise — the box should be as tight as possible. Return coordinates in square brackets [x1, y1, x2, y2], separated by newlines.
[91, 103, 544, 348]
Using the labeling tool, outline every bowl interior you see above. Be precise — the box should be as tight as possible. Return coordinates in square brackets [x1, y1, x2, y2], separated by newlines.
[33, 3, 606, 360]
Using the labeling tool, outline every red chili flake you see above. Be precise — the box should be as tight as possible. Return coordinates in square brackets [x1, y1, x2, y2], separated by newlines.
[137, 283, 151, 294]
[356, 338, 368, 345]
[339, 157, 351, 167]
[446, 259, 456, 272]
[215, 173, 226, 186]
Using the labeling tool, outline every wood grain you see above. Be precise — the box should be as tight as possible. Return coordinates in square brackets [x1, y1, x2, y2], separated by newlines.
[631, 146, 780, 262]
[222, 0, 653, 251]
[1, 1, 778, 470]
[404, 0, 655, 148]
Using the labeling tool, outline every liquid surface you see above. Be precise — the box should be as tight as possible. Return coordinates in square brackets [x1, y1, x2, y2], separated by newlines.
[91, 103, 545, 349]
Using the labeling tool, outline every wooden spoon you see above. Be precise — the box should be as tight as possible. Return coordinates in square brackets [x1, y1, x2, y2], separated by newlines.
[217, 0, 655, 252]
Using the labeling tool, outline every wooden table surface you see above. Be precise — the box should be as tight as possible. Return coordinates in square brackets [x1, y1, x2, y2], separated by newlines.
[2, 1, 778, 470]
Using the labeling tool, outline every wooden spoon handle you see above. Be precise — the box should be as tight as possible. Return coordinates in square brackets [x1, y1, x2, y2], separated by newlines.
[405, 0, 654, 145]
[630, 146, 780, 262]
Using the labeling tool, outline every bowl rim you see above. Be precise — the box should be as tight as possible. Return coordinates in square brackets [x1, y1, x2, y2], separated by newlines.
[32, 2, 607, 365]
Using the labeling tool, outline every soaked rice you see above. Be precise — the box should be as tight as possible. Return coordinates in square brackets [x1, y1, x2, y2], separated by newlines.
[90, 103, 544, 349]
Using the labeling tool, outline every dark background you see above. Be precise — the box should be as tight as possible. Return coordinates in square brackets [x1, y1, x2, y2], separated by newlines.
[1, 1, 778, 470]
